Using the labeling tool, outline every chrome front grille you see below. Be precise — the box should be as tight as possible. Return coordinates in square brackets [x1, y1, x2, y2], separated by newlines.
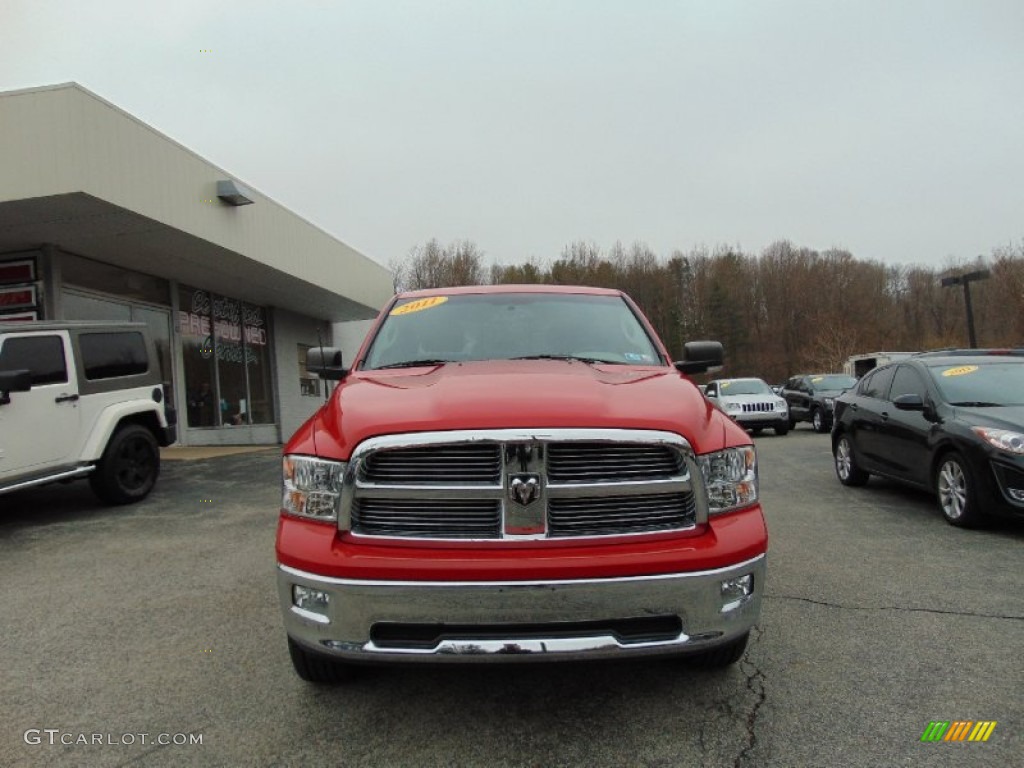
[548, 492, 696, 537]
[547, 443, 681, 481]
[741, 402, 774, 413]
[343, 429, 705, 541]
[353, 498, 501, 538]
[362, 444, 501, 483]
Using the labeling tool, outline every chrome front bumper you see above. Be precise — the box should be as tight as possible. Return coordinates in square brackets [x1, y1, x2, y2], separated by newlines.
[278, 554, 765, 662]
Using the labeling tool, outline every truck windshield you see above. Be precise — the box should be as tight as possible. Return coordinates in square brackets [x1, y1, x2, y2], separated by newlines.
[362, 292, 663, 370]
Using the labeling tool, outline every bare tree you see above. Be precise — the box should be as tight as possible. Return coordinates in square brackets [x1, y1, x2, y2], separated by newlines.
[403, 239, 486, 289]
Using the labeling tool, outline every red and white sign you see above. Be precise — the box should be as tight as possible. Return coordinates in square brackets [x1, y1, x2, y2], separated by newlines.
[0, 311, 38, 322]
[0, 259, 36, 286]
[0, 285, 37, 309]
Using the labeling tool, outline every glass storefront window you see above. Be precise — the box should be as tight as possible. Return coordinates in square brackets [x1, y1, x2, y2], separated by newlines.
[214, 295, 248, 426]
[178, 285, 275, 429]
[243, 303, 273, 424]
[179, 286, 217, 427]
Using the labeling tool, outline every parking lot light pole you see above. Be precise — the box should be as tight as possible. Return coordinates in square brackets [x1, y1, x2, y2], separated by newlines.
[940, 268, 991, 348]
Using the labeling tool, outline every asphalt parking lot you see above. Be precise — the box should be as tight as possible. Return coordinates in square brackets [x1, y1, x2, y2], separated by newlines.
[1, 431, 1021, 767]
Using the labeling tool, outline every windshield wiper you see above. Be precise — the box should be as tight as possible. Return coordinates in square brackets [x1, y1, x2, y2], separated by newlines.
[950, 401, 1002, 407]
[373, 359, 451, 370]
[510, 354, 626, 365]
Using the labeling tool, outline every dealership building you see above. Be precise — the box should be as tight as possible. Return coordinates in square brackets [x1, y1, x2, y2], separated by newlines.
[0, 83, 393, 445]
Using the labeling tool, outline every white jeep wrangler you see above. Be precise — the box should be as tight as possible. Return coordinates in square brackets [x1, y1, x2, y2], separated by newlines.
[0, 321, 176, 504]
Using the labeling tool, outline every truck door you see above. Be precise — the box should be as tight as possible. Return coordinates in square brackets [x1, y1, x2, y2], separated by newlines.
[0, 332, 81, 480]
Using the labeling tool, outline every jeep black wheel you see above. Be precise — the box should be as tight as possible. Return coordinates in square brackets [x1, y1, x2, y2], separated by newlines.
[834, 434, 869, 486]
[89, 424, 160, 504]
[774, 423, 789, 436]
[688, 632, 749, 668]
[288, 637, 356, 684]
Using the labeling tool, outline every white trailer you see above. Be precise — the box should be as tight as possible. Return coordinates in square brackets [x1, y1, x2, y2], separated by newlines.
[843, 352, 917, 378]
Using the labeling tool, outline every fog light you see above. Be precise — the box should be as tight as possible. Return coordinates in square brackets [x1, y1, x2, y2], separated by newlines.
[721, 574, 753, 612]
[292, 585, 330, 623]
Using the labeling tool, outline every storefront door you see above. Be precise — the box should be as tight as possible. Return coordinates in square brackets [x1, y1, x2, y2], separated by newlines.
[63, 290, 177, 423]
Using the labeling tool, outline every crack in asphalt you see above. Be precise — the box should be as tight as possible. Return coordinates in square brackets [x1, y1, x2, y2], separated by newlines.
[766, 593, 1024, 621]
[733, 624, 766, 768]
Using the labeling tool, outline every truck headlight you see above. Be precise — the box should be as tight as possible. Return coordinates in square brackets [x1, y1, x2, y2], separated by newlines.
[697, 446, 758, 516]
[724, 401, 742, 413]
[824, 397, 835, 410]
[774, 398, 787, 412]
[282, 455, 345, 522]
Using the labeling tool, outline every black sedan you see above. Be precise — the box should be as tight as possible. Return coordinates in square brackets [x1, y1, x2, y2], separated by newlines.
[831, 350, 1024, 527]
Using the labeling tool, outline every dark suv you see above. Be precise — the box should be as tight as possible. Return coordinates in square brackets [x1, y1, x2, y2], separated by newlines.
[831, 350, 1024, 527]
[783, 373, 857, 433]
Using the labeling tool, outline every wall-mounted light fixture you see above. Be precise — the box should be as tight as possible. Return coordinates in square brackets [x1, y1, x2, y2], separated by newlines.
[216, 180, 254, 206]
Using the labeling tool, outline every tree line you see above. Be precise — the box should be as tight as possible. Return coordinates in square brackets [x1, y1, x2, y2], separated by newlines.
[392, 238, 1024, 381]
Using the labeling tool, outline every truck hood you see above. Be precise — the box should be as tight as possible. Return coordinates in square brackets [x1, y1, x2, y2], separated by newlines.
[303, 360, 739, 459]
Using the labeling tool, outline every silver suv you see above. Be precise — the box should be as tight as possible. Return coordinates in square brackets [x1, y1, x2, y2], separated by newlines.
[0, 322, 176, 504]
[704, 377, 790, 436]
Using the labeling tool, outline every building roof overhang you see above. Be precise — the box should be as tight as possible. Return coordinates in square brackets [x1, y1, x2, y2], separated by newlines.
[0, 83, 394, 322]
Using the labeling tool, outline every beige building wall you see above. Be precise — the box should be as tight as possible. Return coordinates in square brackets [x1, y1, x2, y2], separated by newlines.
[0, 83, 394, 317]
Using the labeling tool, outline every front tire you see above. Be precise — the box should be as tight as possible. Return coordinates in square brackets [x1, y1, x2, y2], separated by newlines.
[89, 424, 160, 504]
[834, 434, 869, 486]
[811, 408, 829, 433]
[288, 637, 355, 684]
[935, 452, 983, 528]
[774, 424, 789, 436]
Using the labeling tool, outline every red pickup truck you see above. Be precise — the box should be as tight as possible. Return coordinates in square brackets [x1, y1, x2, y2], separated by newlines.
[276, 285, 766, 682]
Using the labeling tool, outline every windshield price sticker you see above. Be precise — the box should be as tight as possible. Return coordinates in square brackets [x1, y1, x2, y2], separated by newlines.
[390, 296, 448, 316]
[811, 376, 824, 383]
[942, 365, 979, 377]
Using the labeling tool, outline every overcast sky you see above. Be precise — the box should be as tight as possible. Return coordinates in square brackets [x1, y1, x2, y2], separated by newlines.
[2, 0, 1022, 270]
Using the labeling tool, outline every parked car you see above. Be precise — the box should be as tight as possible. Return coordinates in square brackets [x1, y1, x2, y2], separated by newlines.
[831, 350, 1024, 527]
[783, 373, 858, 432]
[0, 321, 176, 504]
[704, 377, 789, 435]
[276, 285, 767, 682]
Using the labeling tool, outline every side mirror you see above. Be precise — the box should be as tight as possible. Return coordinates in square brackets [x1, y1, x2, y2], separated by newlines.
[306, 347, 348, 381]
[674, 341, 724, 375]
[893, 393, 939, 422]
[0, 368, 32, 406]
[892, 393, 925, 411]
